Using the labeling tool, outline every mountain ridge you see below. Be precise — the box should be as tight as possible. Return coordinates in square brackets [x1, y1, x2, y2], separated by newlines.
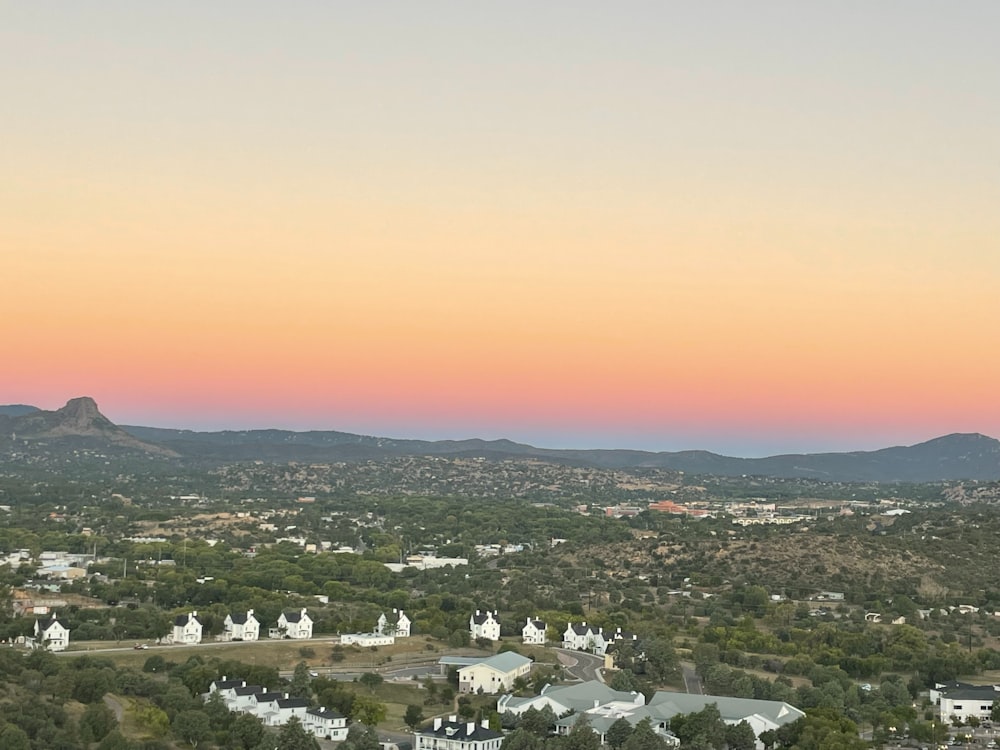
[3, 398, 999, 482]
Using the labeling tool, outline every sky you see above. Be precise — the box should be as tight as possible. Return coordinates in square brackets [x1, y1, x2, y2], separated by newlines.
[2, 2, 999, 457]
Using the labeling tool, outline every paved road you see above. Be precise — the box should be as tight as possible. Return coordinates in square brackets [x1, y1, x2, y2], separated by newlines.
[554, 648, 605, 683]
[680, 661, 703, 694]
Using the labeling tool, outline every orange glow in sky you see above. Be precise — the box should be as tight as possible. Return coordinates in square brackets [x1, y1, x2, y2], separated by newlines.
[3, 4, 999, 455]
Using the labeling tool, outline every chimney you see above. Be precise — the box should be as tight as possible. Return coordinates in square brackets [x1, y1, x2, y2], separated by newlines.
[467, 722, 476, 735]
[284, 692, 289, 699]
[481, 719, 490, 729]
[248, 608, 253, 615]
[192, 610, 197, 617]
[449, 715, 458, 722]
[475, 609, 481, 616]
[434, 718, 443, 731]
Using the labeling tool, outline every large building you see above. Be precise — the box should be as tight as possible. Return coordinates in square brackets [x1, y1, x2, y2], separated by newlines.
[414, 717, 503, 750]
[34, 612, 70, 651]
[457, 652, 532, 695]
[934, 682, 1000, 724]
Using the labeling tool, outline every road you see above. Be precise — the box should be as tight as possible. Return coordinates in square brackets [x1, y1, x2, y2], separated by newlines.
[554, 648, 605, 683]
[680, 661, 703, 694]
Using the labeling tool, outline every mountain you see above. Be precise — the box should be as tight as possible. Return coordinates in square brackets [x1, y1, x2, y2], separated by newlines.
[0, 397, 178, 457]
[122, 424, 1000, 483]
[4, 398, 1000, 482]
[0, 404, 40, 417]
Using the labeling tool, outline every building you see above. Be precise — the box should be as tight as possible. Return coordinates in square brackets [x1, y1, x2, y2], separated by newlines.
[34, 612, 70, 651]
[341, 632, 395, 647]
[457, 652, 533, 695]
[223, 610, 260, 642]
[644, 691, 804, 749]
[522, 617, 547, 645]
[305, 707, 348, 741]
[377, 608, 412, 637]
[499, 680, 644, 719]
[562, 622, 603, 652]
[935, 683, 1000, 724]
[500, 681, 802, 750]
[413, 717, 503, 750]
[173, 611, 203, 644]
[275, 608, 313, 639]
[469, 610, 501, 641]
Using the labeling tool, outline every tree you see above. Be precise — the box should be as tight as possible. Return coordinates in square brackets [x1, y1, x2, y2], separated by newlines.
[97, 730, 132, 750]
[502, 727, 543, 750]
[0, 724, 30, 750]
[229, 713, 265, 750]
[610, 670, 641, 692]
[359, 672, 384, 694]
[277, 716, 321, 750]
[519, 706, 557, 737]
[623, 718, 669, 750]
[725, 721, 757, 750]
[172, 709, 212, 749]
[351, 694, 388, 726]
[405, 704, 425, 729]
[342, 722, 381, 750]
[565, 715, 601, 750]
[289, 661, 313, 699]
[607, 717, 635, 750]
[80, 702, 118, 744]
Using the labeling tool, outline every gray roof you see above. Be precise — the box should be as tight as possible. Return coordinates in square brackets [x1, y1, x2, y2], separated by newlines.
[502, 680, 641, 715]
[941, 686, 1000, 700]
[647, 692, 804, 727]
[277, 697, 310, 709]
[307, 707, 345, 719]
[458, 651, 532, 674]
[234, 685, 264, 696]
[282, 609, 306, 623]
[417, 720, 502, 742]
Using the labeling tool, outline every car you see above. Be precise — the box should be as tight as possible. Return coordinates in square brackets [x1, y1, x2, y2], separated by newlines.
[133, 644, 149, 650]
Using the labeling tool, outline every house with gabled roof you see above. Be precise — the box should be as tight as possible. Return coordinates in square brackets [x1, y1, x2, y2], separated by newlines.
[457, 651, 532, 695]
[413, 716, 503, 750]
[172, 611, 202, 644]
[305, 707, 348, 741]
[226, 684, 266, 713]
[207, 677, 246, 702]
[469, 610, 501, 641]
[273, 608, 312, 639]
[377, 608, 411, 637]
[562, 622, 603, 652]
[223, 609, 260, 641]
[34, 612, 70, 651]
[522, 616, 547, 645]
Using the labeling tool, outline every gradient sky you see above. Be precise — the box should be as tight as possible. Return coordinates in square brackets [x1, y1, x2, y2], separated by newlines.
[2, 2, 999, 456]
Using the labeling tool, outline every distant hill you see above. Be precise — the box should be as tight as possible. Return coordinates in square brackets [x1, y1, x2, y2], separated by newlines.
[0, 397, 178, 457]
[122, 424, 1000, 483]
[4, 397, 1000, 482]
[0, 404, 40, 417]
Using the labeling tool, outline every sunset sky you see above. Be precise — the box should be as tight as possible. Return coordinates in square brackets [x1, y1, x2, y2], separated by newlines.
[3, 3, 998, 456]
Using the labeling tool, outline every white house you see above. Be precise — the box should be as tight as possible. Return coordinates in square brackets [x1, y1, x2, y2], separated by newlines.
[936, 683, 1000, 724]
[457, 652, 532, 695]
[247, 691, 286, 722]
[470, 610, 501, 641]
[377, 608, 411, 637]
[275, 608, 313, 639]
[305, 707, 348, 741]
[227, 685, 266, 713]
[208, 677, 247, 702]
[34, 612, 70, 651]
[173, 611, 203, 644]
[522, 617, 547, 645]
[223, 610, 260, 642]
[414, 717, 503, 750]
[562, 622, 603, 652]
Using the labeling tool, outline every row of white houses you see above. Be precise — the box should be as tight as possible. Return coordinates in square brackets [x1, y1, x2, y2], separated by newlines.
[469, 611, 549, 646]
[208, 678, 347, 740]
[173, 608, 314, 645]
